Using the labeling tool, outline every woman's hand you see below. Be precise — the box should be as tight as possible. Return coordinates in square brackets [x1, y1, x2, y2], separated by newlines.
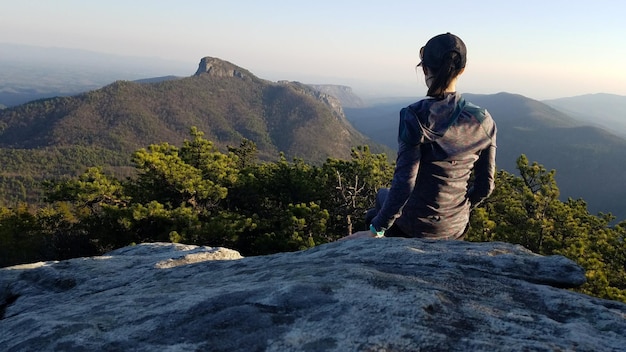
[337, 230, 381, 241]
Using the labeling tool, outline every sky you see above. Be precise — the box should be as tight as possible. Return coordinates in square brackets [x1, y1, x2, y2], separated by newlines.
[1, 0, 625, 100]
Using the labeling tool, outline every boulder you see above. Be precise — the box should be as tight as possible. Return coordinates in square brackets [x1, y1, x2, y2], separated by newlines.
[1, 238, 625, 351]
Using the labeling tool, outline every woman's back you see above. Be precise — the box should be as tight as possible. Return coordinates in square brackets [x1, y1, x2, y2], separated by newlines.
[345, 32, 497, 241]
[393, 92, 497, 238]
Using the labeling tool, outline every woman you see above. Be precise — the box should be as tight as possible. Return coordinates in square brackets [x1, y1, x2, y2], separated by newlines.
[346, 32, 496, 240]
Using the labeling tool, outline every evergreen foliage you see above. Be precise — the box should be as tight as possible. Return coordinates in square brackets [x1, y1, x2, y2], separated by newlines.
[466, 155, 626, 302]
[0, 129, 624, 303]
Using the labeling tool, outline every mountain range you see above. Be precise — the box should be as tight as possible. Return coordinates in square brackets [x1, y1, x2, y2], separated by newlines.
[544, 93, 626, 138]
[0, 56, 385, 205]
[0, 57, 375, 160]
[1, 46, 625, 221]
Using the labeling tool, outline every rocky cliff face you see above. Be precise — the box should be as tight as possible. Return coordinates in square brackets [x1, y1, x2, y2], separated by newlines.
[194, 56, 252, 80]
[193, 58, 352, 124]
[309, 84, 366, 108]
[278, 81, 347, 122]
[1, 239, 625, 351]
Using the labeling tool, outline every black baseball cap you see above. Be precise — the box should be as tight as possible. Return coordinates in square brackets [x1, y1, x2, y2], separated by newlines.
[418, 32, 467, 69]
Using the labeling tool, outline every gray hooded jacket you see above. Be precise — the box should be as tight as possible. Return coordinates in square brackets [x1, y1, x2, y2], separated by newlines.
[371, 92, 497, 239]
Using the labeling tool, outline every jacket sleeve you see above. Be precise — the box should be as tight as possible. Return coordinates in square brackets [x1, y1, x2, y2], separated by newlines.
[468, 132, 497, 209]
[371, 138, 422, 231]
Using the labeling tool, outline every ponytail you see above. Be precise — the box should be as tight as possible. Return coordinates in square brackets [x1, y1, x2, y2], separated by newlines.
[426, 51, 464, 99]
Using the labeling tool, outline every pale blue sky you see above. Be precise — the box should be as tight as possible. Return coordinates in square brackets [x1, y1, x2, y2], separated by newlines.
[1, 0, 625, 99]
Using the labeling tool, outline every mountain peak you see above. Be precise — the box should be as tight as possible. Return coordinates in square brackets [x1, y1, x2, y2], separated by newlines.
[194, 56, 250, 80]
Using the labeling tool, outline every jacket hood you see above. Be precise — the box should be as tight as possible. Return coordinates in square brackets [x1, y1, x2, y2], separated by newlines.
[399, 92, 461, 145]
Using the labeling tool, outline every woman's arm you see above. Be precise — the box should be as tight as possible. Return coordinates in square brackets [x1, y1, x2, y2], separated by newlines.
[468, 143, 496, 208]
[371, 140, 422, 231]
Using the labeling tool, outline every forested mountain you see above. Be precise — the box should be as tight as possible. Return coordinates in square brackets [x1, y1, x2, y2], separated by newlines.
[0, 57, 380, 159]
[543, 93, 626, 138]
[0, 57, 382, 204]
[345, 92, 626, 221]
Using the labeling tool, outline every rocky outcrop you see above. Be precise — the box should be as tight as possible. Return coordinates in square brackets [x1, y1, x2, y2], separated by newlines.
[278, 80, 346, 122]
[192, 58, 359, 125]
[194, 56, 251, 80]
[309, 84, 366, 108]
[1, 239, 625, 351]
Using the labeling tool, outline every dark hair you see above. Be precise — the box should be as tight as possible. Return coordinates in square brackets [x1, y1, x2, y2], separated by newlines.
[418, 33, 467, 99]
[425, 51, 464, 99]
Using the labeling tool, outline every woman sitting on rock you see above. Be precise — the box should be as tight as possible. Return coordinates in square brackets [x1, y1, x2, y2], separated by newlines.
[344, 33, 497, 240]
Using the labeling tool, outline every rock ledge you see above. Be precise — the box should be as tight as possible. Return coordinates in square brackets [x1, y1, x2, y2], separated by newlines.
[1, 239, 625, 352]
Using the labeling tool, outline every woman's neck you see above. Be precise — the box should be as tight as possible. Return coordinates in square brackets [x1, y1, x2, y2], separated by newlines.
[444, 76, 458, 93]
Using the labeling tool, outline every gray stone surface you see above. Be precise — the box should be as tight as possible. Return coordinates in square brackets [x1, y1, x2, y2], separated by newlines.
[1, 239, 625, 351]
